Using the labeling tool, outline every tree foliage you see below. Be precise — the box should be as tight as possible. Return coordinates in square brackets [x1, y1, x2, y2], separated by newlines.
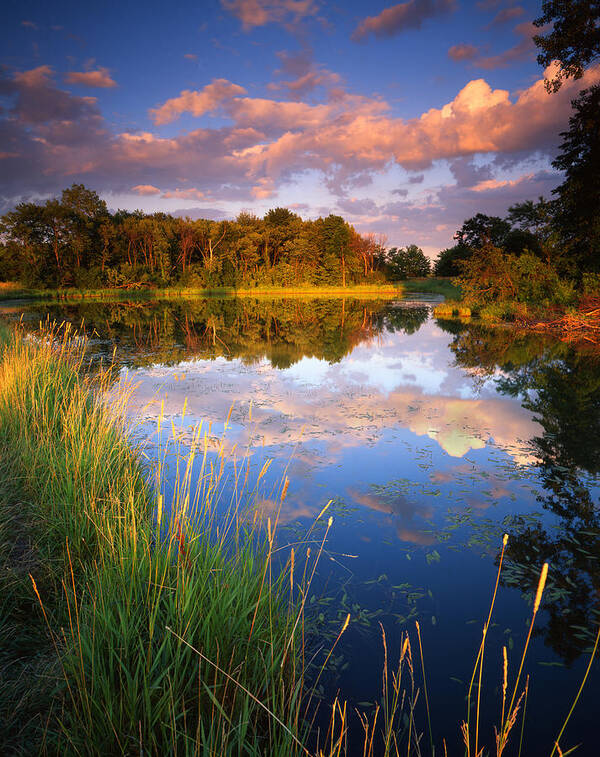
[454, 243, 575, 306]
[0, 187, 389, 289]
[387, 244, 431, 279]
[551, 84, 600, 274]
[534, 0, 600, 92]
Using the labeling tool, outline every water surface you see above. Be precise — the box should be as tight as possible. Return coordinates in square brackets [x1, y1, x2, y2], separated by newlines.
[4, 294, 599, 754]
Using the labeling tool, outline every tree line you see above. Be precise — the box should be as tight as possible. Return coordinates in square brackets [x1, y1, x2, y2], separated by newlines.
[0, 192, 398, 290]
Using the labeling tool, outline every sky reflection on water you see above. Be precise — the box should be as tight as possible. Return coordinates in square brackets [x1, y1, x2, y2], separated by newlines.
[4, 295, 599, 753]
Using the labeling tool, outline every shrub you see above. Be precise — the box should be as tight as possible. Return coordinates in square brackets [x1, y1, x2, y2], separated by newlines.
[455, 245, 576, 307]
[582, 272, 600, 297]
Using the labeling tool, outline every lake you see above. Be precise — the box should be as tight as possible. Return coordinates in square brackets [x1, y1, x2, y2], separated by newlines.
[4, 293, 599, 754]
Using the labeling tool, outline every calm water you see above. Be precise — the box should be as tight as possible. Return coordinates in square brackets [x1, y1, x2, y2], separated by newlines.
[4, 294, 600, 754]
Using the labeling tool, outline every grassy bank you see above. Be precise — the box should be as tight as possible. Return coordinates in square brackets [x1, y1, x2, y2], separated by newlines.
[0, 281, 404, 305]
[0, 323, 311, 755]
[433, 296, 600, 347]
[400, 277, 461, 299]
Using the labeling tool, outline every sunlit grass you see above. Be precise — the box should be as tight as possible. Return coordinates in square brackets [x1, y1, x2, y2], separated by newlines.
[0, 282, 404, 305]
[0, 323, 316, 754]
[401, 278, 461, 300]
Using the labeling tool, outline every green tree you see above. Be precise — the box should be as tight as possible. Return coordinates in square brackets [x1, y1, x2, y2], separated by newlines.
[387, 244, 431, 279]
[534, 0, 600, 92]
[551, 85, 600, 274]
[433, 243, 472, 277]
[454, 213, 511, 249]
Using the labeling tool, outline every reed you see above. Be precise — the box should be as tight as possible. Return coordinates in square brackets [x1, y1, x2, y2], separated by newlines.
[0, 322, 315, 754]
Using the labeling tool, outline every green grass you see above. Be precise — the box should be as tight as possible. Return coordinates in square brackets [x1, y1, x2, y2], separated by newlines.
[0, 282, 404, 304]
[400, 277, 461, 299]
[0, 323, 313, 755]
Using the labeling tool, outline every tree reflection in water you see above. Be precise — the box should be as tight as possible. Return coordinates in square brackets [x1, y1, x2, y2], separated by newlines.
[12, 296, 430, 371]
[442, 320, 600, 664]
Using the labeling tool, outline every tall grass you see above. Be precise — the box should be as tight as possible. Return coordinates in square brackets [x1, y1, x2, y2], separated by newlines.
[0, 322, 597, 755]
[0, 323, 318, 754]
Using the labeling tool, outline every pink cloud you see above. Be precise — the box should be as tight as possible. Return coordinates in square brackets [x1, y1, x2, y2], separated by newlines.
[65, 68, 117, 88]
[13, 65, 54, 88]
[488, 5, 525, 25]
[353, 0, 456, 41]
[221, 0, 318, 30]
[476, 21, 536, 69]
[2, 56, 599, 242]
[131, 184, 161, 195]
[268, 69, 341, 99]
[150, 79, 246, 125]
[448, 43, 479, 61]
[471, 175, 534, 192]
[161, 188, 205, 200]
[251, 177, 276, 198]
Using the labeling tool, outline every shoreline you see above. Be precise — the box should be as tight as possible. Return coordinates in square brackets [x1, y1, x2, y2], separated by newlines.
[434, 297, 600, 348]
[0, 282, 405, 304]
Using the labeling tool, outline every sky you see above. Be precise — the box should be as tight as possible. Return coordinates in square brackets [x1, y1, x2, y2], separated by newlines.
[2, 0, 599, 257]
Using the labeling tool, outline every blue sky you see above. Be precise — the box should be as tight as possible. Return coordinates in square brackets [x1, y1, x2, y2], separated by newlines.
[2, 0, 598, 255]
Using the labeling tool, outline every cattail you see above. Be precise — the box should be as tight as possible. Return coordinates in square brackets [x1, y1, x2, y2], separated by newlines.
[328, 516, 333, 528]
[503, 533, 508, 546]
[290, 548, 295, 592]
[534, 562, 549, 613]
[341, 613, 351, 634]
[317, 500, 332, 520]
[281, 477, 289, 502]
[401, 636, 409, 659]
[502, 646, 508, 696]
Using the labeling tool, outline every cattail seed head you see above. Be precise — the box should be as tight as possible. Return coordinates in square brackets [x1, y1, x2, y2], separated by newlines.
[533, 562, 549, 613]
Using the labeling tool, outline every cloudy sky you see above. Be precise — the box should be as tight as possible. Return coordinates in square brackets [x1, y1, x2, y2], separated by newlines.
[2, 0, 598, 256]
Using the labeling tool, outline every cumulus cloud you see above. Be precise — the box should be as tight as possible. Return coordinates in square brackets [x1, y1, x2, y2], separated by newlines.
[2, 57, 599, 232]
[337, 197, 379, 215]
[161, 187, 205, 200]
[65, 68, 117, 88]
[353, 0, 456, 41]
[1, 65, 101, 125]
[221, 0, 318, 30]
[267, 48, 341, 100]
[150, 79, 247, 125]
[448, 43, 479, 61]
[131, 184, 161, 195]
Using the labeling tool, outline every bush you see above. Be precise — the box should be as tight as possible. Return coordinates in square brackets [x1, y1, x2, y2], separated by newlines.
[455, 245, 576, 307]
[582, 272, 600, 297]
